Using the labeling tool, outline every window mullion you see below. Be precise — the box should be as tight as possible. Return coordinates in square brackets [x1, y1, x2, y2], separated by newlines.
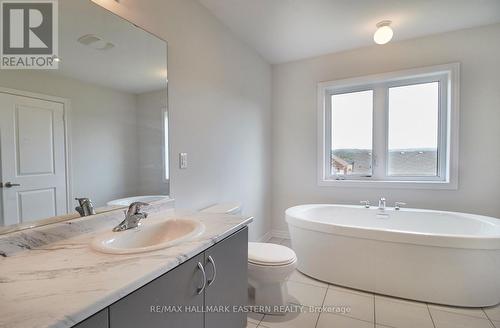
[372, 86, 387, 180]
[324, 92, 333, 179]
[438, 76, 449, 181]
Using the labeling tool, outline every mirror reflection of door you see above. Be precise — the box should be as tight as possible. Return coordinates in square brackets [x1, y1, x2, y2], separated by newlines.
[0, 91, 68, 226]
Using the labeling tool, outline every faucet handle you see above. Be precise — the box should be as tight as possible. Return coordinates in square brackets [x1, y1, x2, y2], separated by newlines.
[394, 202, 406, 210]
[360, 200, 370, 208]
[75, 197, 90, 206]
[127, 201, 150, 215]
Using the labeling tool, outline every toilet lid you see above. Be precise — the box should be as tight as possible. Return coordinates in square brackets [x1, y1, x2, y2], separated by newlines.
[248, 242, 297, 266]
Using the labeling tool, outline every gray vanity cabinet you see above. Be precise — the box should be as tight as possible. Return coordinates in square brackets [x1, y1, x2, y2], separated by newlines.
[73, 309, 109, 328]
[109, 253, 205, 328]
[204, 229, 248, 328]
[102, 227, 248, 328]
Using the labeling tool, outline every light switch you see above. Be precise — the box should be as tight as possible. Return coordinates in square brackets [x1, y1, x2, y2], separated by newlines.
[179, 153, 188, 169]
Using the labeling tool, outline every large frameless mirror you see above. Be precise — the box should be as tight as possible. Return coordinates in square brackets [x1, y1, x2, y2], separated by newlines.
[0, 0, 168, 233]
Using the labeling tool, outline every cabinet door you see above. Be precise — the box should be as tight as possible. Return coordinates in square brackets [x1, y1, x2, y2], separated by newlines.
[204, 227, 248, 328]
[73, 308, 108, 328]
[109, 254, 204, 328]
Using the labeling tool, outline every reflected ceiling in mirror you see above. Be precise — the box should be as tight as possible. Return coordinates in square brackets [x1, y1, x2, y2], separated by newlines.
[0, 0, 168, 233]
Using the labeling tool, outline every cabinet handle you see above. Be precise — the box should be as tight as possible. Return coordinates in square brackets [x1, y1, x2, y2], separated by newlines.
[196, 262, 206, 294]
[206, 255, 217, 287]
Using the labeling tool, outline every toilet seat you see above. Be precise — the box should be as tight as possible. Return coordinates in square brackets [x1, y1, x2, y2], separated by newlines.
[248, 242, 297, 266]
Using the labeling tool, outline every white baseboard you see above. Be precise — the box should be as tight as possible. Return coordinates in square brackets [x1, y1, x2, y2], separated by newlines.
[257, 231, 273, 242]
[271, 229, 290, 240]
[255, 229, 290, 242]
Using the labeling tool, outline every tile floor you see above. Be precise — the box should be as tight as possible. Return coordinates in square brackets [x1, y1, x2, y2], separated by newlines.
[247, 237, 500, 328]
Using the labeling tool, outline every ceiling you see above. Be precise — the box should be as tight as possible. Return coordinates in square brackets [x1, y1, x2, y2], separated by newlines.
[56, 0, 167, 94]
[198, 0, 500, 64]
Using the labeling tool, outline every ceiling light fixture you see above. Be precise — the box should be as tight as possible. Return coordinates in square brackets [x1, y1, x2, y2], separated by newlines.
[374, 20, 393, 45]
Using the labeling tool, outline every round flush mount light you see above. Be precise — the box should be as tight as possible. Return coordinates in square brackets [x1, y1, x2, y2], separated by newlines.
[374, 20, 393, 45]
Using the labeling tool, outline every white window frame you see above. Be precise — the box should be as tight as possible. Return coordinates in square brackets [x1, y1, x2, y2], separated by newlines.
[317, 63, 460, 189]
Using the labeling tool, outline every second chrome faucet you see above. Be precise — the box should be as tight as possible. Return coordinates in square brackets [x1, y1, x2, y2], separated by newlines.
[75, 198, 96, 217]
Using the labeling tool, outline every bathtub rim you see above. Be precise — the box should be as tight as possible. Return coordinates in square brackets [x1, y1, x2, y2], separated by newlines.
[286, 204, 500, 250]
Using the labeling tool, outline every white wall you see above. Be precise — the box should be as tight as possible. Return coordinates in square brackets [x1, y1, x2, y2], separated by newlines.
[0, 71, 141, 208]
[93, 0, 273, 241]
[272, 24, 500, 233]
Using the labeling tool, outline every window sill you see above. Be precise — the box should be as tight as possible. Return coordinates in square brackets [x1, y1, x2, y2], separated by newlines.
[318, 178, 458, 190]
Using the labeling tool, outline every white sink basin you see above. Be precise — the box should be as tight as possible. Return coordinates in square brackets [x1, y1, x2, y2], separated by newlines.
[91, 218, 205, 254]
[106, 195, 169, 207]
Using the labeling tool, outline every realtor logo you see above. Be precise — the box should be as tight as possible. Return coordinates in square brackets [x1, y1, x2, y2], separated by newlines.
[1, 0, 58, 69]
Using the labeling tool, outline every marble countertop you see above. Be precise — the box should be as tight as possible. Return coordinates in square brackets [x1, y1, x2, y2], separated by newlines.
[0, 202, 252, 328]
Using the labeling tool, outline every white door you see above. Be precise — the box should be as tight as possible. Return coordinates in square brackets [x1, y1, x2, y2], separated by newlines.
[0, 92, 67, 226]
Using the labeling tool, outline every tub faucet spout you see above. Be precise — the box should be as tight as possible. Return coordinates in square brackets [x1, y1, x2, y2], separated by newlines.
[378, 197, 386, 211]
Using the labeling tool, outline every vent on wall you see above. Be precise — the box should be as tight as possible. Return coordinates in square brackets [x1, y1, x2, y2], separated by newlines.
[77, 34, 115, 51]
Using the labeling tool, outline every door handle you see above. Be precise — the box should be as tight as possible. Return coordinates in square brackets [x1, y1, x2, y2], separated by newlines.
[0, 182, 21, 188]
[206, 256, 217, 287]
[196, 262, 206, 295]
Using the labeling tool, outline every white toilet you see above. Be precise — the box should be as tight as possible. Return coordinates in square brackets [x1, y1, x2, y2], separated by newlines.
[247, 242, 297, 310]
[200, 203, 297, 312]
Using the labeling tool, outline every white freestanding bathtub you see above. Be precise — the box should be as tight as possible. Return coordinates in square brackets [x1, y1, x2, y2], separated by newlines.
[286, 204, 500, 307]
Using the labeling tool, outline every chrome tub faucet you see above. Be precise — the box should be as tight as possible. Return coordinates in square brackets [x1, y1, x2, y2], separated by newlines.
[113, 202, 150, 232]
[378, 197, 386, 211]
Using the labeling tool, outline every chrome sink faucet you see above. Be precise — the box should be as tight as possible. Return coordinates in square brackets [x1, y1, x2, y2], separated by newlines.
[113, 202, 150, 232]
[378, 197, 386, 211]
[75, 198, 96, 217]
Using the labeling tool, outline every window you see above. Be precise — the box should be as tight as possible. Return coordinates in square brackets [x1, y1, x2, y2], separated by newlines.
[387, 82, 439, 177]
[318, 64, 459, 189]
[331, 90, 373, 176]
